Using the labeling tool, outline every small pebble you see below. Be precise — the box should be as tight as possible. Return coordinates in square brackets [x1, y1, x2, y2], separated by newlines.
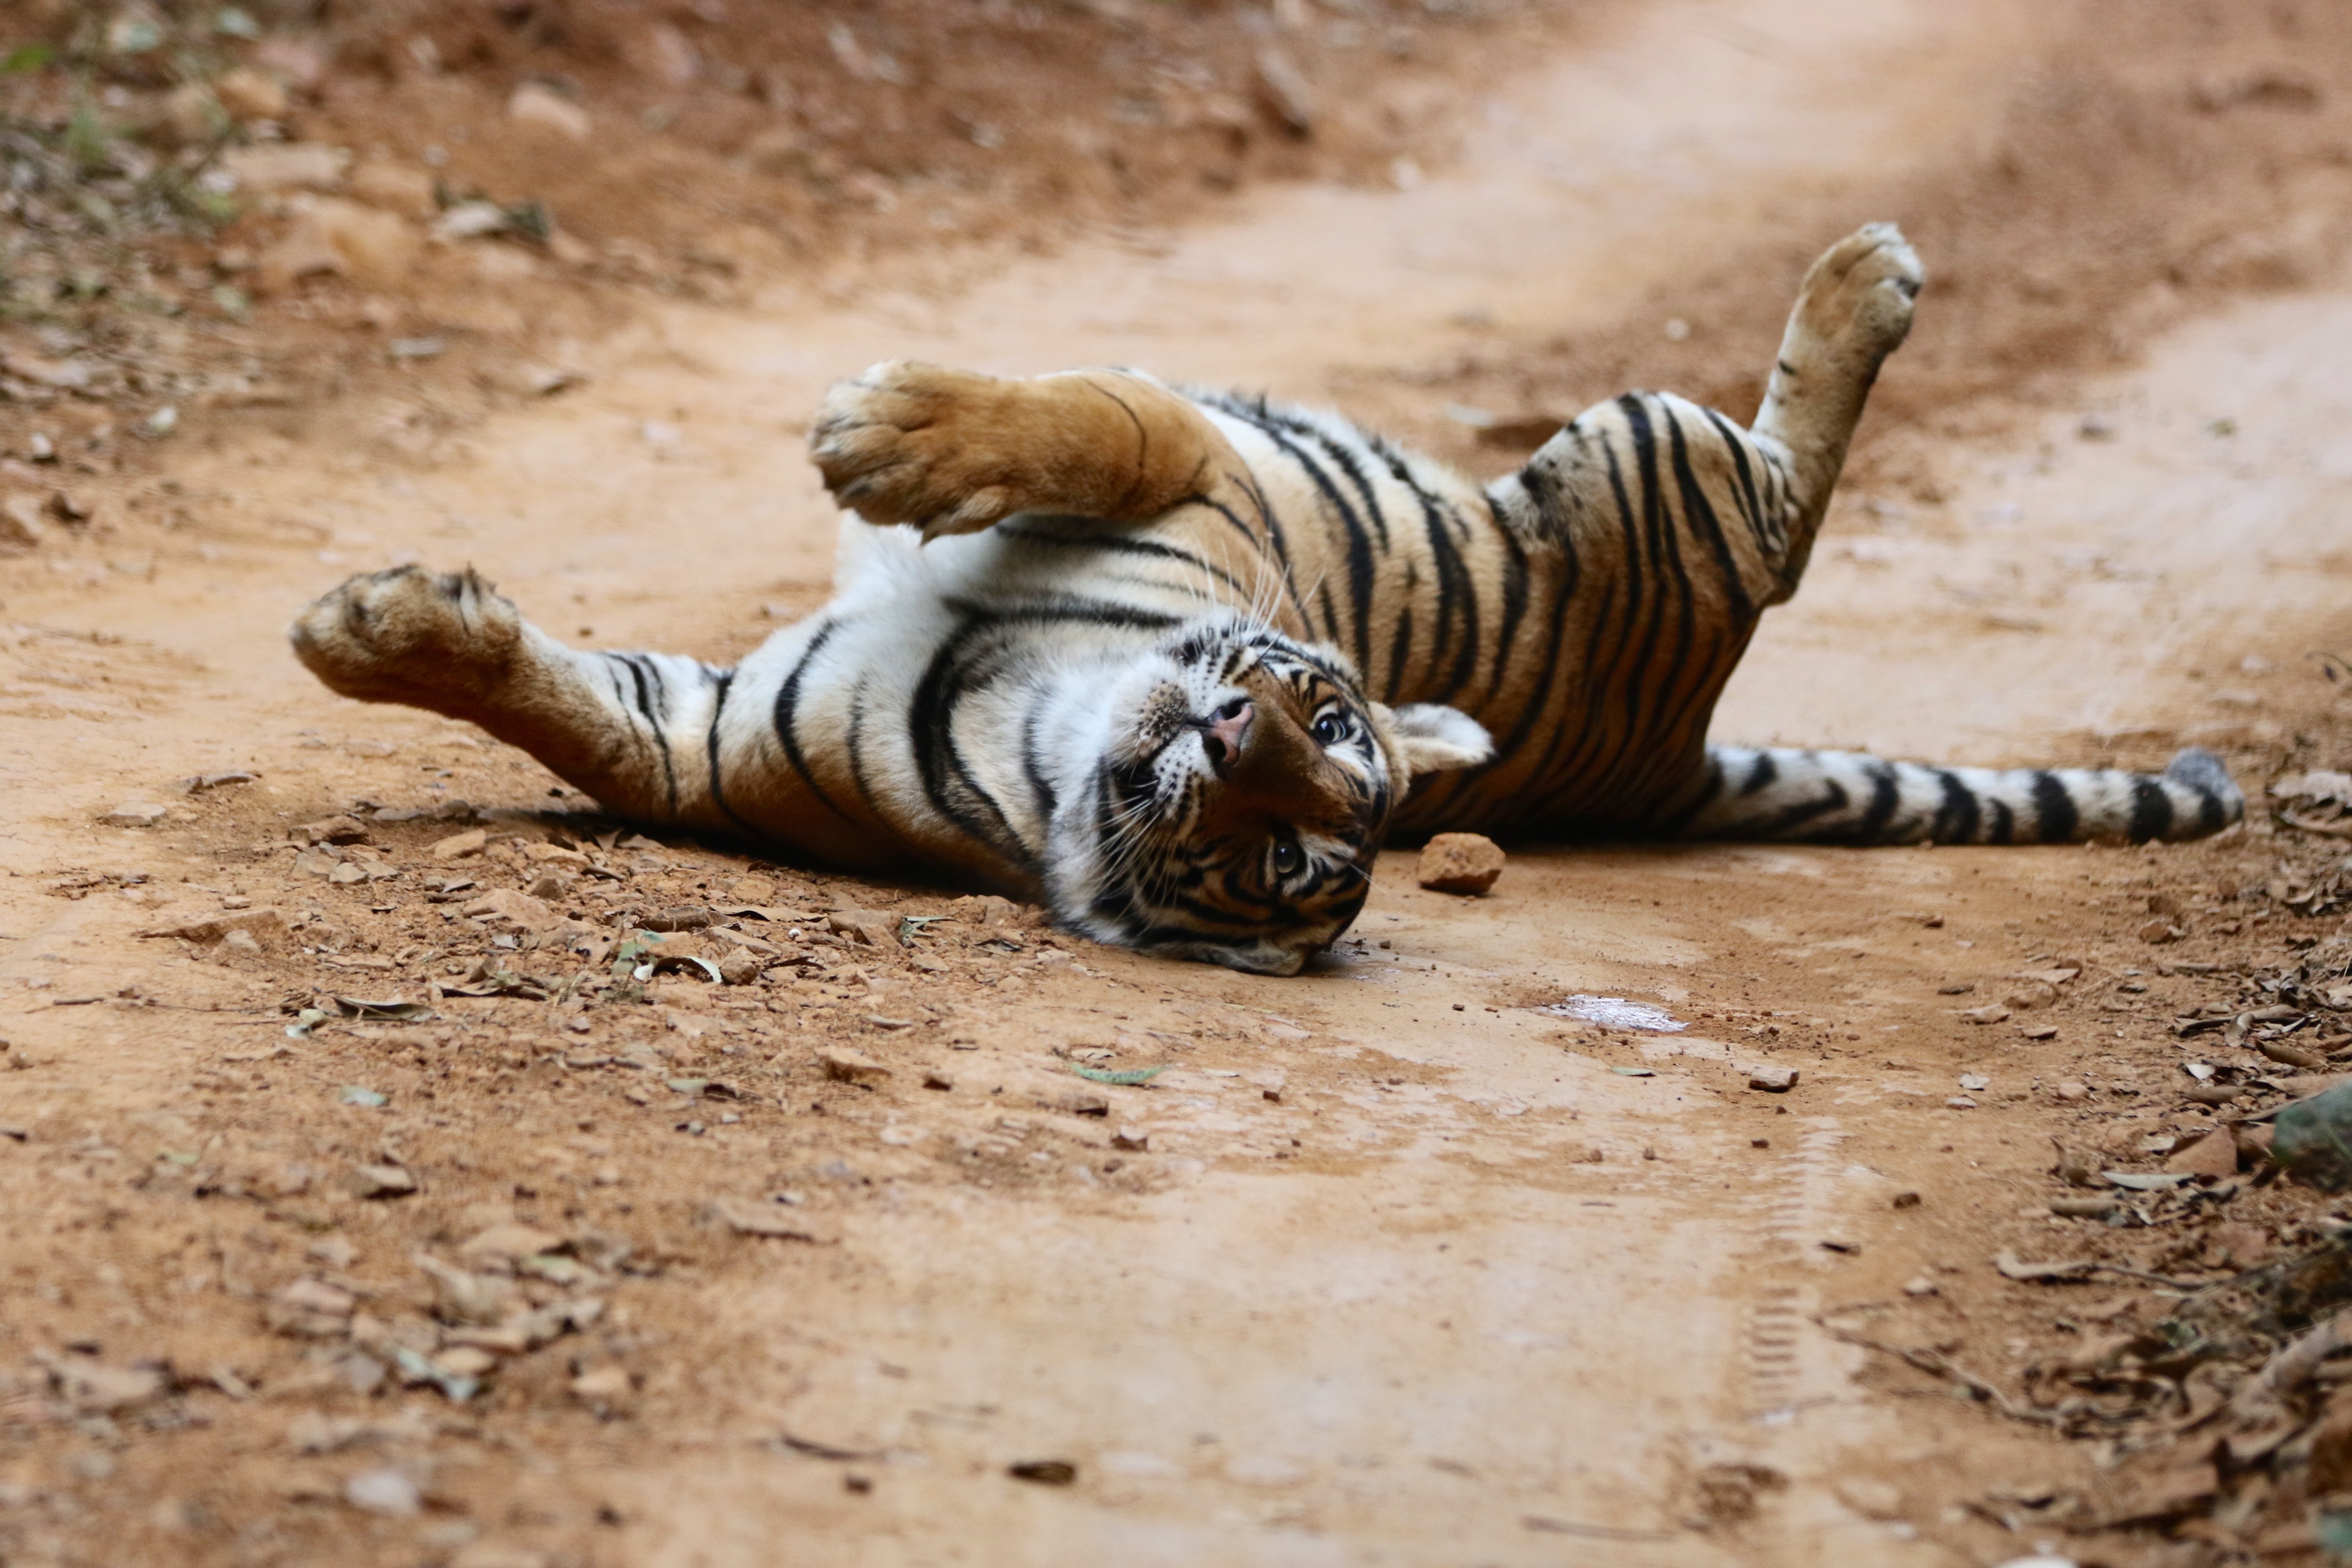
[345, 1162, 415, 1197]
[817, 1046, 891, 1086]
[435, 1347, 496, 1379]
[344, 1468, 420, 1516]
[1008, 1460, 1077, 1486]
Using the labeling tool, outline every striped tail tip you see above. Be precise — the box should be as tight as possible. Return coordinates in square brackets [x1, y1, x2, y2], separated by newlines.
[2159, 747, 2243, 837]
[1676, 745, 2245, 846]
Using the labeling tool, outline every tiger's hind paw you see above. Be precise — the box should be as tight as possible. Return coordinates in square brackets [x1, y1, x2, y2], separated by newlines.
[288, 564, 526, 718]
[1784, 222, 1922, 377]
[809, 361, 1023, 539]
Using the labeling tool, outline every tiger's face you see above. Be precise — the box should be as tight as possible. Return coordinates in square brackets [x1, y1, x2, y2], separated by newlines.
[1049, 623, 1491, 974]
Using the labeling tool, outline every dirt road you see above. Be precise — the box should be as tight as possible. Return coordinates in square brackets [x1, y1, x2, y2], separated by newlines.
[4, 2, 2351, 1565]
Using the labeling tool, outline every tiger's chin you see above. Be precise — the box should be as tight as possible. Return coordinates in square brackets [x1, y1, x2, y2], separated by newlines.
[1078, 919, 1337, 978]
[1047, 854, 1358, 977]
[1160, 940, 1320, 977]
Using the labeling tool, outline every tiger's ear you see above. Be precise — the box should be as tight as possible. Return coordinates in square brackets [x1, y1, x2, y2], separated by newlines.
[1374, 702, 1492, 777]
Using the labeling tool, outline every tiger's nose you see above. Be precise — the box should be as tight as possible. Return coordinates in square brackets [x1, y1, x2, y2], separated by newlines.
[1197, 698, 1253, 772]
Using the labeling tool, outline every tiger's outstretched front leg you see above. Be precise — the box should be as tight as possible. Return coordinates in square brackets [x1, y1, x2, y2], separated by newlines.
[809, 361, 1254, 539]
[289, 566, 734, 830]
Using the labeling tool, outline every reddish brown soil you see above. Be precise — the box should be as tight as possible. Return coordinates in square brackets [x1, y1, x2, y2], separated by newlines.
[0, 0, 1574, 457]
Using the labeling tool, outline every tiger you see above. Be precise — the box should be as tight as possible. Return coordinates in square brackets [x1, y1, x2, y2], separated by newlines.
[289, 224, 2242, 975]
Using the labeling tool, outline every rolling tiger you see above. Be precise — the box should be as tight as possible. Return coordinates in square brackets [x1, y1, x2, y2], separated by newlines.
[289, 224, 2242, 974]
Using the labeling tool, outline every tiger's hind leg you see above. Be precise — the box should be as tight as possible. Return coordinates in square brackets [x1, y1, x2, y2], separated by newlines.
[1747, 223, 1922, 602]
[1467, 227, 1921, 828]
[289, 566, 736, 830]
[809, 361, 1256, 540]
[1671, 745, 2243, 845]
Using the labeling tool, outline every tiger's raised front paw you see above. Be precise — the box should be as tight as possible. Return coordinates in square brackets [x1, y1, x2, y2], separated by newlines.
[288, 565, 525, 717]
[1785, 222, 1922, 371]
[809, 360, 1029, 539]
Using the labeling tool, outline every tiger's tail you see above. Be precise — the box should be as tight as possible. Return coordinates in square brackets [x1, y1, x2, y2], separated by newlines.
[1671, 745, 2242, 845]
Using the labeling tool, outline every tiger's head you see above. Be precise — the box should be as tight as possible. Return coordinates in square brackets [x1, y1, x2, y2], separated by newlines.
[1047, 619, 1491, 974]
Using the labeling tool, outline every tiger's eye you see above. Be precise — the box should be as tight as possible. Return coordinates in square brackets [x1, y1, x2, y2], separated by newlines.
[1312, 714, 1346, 745]
[1271, 840, 1304, 876]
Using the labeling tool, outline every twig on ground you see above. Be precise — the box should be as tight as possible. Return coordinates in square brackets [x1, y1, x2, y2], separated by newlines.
[1820, 1322, 2069, 1429]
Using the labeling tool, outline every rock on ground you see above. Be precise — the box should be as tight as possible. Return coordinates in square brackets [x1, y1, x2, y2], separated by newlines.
[1416, 833, 1505, 895]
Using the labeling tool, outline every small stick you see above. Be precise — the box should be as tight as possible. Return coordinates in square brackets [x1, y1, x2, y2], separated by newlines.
[1820, 1323, 2068, 1429]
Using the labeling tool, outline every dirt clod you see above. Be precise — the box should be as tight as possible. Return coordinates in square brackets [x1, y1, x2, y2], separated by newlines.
[1833, 1477, 1904, 1520]
[459, 1224, 564, 1268]
[1252, 49, 1315, 138]
[1689, 1462, 1787, 1527]
[1008, 1459, 1078, 1486]
[462, 888, 560, 931]
[827, 908, 903, 947]
[710, 1198, 834, 1242]
[140, 907, 289, 948]
[344, 1468, 422, 1517]
[508, 82, 593, 142]
[2052, 1141, 2104, 1187]
[266, 1279, 357, 1338]
[818, 1046, 891, 1086]
[0, 496, 46, 549]
[431, 828, 490, 860]
[346, 1163, 417, 1198]
[2002, 980, 2058, 1011]
[2163, 1128, 2239, 1178]
[1416, 833, 1506, 895]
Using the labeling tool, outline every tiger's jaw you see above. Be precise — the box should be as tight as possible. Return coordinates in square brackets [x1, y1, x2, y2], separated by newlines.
[1040, 625, 1393, 974]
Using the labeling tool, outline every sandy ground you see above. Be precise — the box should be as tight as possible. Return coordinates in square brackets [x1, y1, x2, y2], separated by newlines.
[5, 2, 2352, 1565]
